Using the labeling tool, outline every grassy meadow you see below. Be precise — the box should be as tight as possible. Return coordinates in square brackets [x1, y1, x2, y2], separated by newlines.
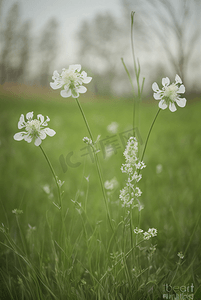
[0, 87, 201, 299]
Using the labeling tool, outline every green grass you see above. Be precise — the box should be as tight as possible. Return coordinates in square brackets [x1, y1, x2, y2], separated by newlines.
[0, 90, 201, 299]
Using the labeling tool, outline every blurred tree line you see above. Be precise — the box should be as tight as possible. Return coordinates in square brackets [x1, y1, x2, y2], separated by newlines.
[77, 0, 201, 95]
[0, 0, 200, 95]
[0, 2, 59, 86]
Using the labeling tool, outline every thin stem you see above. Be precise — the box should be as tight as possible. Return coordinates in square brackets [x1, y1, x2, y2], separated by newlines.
[39, 145, 66, 245]
[121, 57, 136, 137]
[75, 97, 114, 232]
[140, 108, 161, 164]
[75, 98, 94, 142]
[39, 145, 62, 207]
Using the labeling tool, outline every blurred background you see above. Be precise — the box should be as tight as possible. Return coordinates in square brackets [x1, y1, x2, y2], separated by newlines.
[0, 0, 201, 97]
[1, 2, 201, 296]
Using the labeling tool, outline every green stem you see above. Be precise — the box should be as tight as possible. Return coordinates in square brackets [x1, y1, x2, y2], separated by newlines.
[75, 98, 94, 142]
[75, 97, 114, 231]
[39, 145, 66, 245]
[140, 108, 161, 164]
[39, 145, 62, 208]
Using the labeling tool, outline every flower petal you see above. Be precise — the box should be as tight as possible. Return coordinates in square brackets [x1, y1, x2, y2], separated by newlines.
[13, 132, 26, 141]
[176, 97, 186, 108]
[60, 89, 72, 98]
[162, 77, 170, 87]
[52, 70, 60, 79]
[37, 114, 44, 124]
[40, 131, 46, 140]
[26, 112, 33, 121]
[82, 76, 92, 84]
[153, 92, 162, 100]
[169, 102, 177, 112]
[50, 81, 63, 90]
[44, 128, 56, 137]
[34, 137, 42, 146]
[175, 74, 182, 84]
[81, 71, 92, 83]
[69, 64, 81, 72]
[158, 100, 168, 110]
[24, 134, 32, 143]
[178, 84, 185, 94]
[18, 114, 26, 129]
[42, 116, 50, 126]
[77, 86, 87, 94]
[152, 82, 159, 92]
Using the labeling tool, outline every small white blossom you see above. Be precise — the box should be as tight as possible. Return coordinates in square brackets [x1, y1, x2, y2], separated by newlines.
[156, 164, 163, 174]
[143, 228, 157, 240]
[43, 184, 51, 194]
[152, 74, 186, 112]
[12, 209, 23, 215]
[50, 64, 92, 98]
[143, 232, 152, 240]
[83, 137, 93, 145]
[134, 227, 144, 234]
[177, 252, 184, 259]
[104, 177, 119, 191]
[13, 112, 56, 146]
[107, 122, 119, 134]
[148, 228, 157, 237]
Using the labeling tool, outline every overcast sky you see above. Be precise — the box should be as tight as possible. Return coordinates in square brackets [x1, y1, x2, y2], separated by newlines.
[3, 0, 123, 65]
[2, 0, 200, 92]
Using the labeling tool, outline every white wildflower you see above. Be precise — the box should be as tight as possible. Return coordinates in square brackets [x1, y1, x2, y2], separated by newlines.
[104, 177, 119, 191]
[107, 122, 119, 134]
[13, 112, 56, 146]
[12, 209, 23, 215]
[50, 64, 92, 98]
[156, 164, 163, 174]
[134, 227, 144, 234]
[83, 136, 93, 145]
[43, 184, 51, 194]
[143, 228, 157, 240]
[148, 228, 157, 237]
[177, 252, 184, 259]
[152, 74, 186, 112]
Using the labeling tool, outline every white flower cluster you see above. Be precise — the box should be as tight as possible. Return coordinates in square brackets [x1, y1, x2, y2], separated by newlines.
[50, 64, 92, 98]
[134, 227, 157, 240]
[119, 137, 145, 208]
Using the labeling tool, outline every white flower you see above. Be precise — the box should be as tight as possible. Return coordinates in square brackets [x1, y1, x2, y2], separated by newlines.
[50, 64, 92, 98]
[83, 136, 93, 145]
[156, 164, 163, 174]
[143, 228, 157, 240]
[107, 122, 119, 134]
[43, 184, 51, 194]
[13, 112, 56, 146]
[12, 209, 23, 215]
[148, 228, 157, 237]
[152, 74, 186, 112]
[104, 177, 119, 191]
[143, 232, 151, 240]
[177, 252, 184, 259]
[134, 227, 144, 234]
